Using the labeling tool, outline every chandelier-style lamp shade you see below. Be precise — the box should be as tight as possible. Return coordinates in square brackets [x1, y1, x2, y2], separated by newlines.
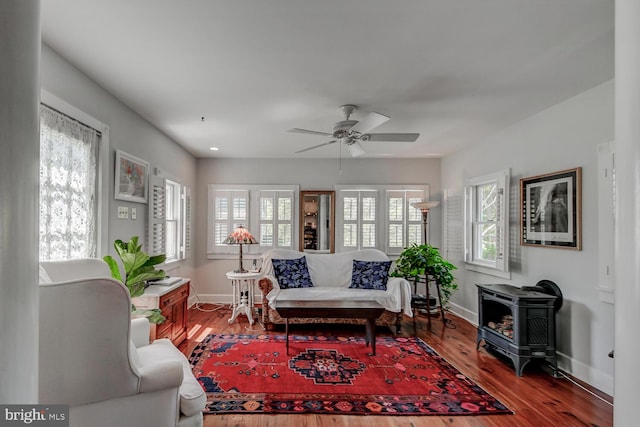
[411, 201, 440, 244]
[223, 225, 259, 273]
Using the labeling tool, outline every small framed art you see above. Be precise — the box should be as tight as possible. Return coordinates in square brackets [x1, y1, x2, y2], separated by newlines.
[520, 167, 582, 250]
[114, 150, 149, 204]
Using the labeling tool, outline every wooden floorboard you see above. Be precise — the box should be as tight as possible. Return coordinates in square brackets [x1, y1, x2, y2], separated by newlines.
[179, 304, 613, 427]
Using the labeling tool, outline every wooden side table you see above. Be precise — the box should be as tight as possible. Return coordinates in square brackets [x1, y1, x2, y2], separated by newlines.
[226, 271, 262, 325]
[132, 278, 190, 346]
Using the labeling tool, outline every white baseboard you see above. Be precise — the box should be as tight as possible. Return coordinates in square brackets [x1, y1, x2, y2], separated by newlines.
[189, 293, 233, 307]
[447, 302, 478, 326]
[556, 351, 614, 397]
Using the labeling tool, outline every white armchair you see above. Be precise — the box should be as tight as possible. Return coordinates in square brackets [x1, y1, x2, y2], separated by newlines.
[39, 258, 206, 427]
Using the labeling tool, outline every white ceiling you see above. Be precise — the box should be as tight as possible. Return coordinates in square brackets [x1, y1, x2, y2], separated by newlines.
[41, 0, 614, 159]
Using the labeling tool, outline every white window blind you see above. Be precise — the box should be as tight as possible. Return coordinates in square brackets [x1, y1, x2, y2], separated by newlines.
[336, 189, 379, 252]
[183, 186, 192, 258]
[148, 175, 166, 256]
[207, 184, 298, 258]
[208, 188, 250, 254]
[336, 185, 429, 254]
[256, 190, 295, 251]
[385, 189, 426, 255]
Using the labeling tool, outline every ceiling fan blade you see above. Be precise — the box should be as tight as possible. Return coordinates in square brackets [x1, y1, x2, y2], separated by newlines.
[366, 133, 420, 142]
[347, 142, 366, 157]
[289, 128, 333, 137]
[349, 112, 390, 134]
[295, 140, 336, 154]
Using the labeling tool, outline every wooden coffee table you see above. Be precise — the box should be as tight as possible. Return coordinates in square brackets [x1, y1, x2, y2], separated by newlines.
[274, 300, 385, 355]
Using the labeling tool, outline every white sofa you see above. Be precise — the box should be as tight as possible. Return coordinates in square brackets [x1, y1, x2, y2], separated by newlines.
[39, 258, 206, 427]
[257, 249, 412, 334]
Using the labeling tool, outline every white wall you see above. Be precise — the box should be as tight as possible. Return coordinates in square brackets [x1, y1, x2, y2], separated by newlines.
[40, 44, 197, 278]
[441, 80, 614, 394]
[0, 0, 40, 403]
[193, 157, 441, 302]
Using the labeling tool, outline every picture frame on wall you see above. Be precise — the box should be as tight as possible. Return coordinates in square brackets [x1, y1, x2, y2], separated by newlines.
[114, 150, 149, 204]
[520, 167, 582, 250]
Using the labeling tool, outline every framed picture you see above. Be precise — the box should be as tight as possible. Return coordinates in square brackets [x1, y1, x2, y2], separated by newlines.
[520, 167, 582, 250]
[114, 150, 149, 204]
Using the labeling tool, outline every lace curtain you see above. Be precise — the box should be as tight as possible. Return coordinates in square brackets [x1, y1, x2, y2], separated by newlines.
[39, 104, 99, 261]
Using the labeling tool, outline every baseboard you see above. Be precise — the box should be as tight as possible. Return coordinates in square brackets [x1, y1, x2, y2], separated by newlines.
[447, 302, 478, 326]
[189, 293, 233, 307]
[556, 351, 614, 396]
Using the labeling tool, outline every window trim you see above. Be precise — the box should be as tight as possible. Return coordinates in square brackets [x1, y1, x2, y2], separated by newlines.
[206, 184, 299, 259]
[148, 173, 191, 267]
[40, 89, 110, 258]
[464, 169, 510, 278]
[164, 178, 182, 263]
[335, 184, 430, 255]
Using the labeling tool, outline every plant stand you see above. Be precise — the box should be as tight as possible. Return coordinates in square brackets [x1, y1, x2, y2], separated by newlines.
[411, 276, 447, 333]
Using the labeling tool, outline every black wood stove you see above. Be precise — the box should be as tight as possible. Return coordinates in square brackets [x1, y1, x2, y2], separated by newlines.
[476, 281, 562, 376]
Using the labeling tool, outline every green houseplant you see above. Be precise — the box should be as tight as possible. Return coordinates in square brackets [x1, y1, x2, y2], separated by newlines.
[391, 243, 458, 308]
[103, 236, 167, 323]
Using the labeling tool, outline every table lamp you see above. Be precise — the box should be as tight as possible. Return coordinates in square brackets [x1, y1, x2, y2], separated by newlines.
[223, 225, 258, 273]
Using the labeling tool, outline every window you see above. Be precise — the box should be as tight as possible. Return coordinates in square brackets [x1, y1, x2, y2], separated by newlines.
[386, 189, 425, 254]
[207, 185, 298, 258]
[464, 169, 510, 277]
[337, 189, 378, 251]
[39, 103, 103, 261]
[257, 190, 294, 249]
[149, 175, 191, 262]
[207, 188, 249, 254]
[165, 179, 181, 261]
[336, 185, 429, 254]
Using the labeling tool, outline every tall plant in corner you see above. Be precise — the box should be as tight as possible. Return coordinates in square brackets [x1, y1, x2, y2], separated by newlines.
[103, 236, 167, 323]
[391, 243, 458, 308]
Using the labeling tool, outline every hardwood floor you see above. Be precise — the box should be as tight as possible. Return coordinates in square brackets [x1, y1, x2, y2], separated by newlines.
[179, 304, 613, 427]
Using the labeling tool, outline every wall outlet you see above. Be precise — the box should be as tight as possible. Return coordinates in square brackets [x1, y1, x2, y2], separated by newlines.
[131, 207, 137, 220]
[117, 206, 129, 219]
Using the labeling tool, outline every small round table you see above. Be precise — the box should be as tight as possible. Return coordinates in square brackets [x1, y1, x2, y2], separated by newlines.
[226, 271, 262, 325]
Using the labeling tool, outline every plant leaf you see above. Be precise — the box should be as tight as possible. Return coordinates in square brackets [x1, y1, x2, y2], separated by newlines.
[102, 256, 123, 283]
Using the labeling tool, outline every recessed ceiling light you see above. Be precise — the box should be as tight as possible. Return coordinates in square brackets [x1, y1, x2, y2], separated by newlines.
[209, 147, 219, 151]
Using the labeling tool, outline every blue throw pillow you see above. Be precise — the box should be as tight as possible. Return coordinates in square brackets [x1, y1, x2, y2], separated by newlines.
[272, 257, 314, 289]
[349, 260, 392, 290]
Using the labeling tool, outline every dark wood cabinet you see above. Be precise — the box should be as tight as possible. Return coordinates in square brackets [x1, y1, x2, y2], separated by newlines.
[133, 279, 190, 347]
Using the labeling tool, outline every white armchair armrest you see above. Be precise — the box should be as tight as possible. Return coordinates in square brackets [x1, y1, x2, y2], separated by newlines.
[131, 317, 151, 347]
[137, 360, 184, 393]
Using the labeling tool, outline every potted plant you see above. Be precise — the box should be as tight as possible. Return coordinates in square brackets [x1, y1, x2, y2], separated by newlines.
[103, 236, 167, 323]
[391, 243, 458, 309]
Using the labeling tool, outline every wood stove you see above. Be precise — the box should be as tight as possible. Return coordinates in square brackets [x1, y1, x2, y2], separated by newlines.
[476, 282, 562, 376]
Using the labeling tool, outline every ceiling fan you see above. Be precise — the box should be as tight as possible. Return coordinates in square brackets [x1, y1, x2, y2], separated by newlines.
[290, 104, 419, 157]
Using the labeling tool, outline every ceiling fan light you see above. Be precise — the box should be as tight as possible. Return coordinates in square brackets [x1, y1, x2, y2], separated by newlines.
[348, 142, 365, 157]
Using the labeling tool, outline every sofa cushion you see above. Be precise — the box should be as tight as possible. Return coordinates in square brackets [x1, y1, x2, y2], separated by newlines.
[272, 257, 314, 289]
[349, 260, 392, 290]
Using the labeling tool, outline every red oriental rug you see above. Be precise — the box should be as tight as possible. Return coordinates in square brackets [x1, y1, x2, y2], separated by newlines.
[188, 334, 513, 416]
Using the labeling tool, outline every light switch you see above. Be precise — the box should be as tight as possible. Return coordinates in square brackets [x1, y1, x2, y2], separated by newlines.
[117, 206, 129, 219]
[131, 207, 137, 220]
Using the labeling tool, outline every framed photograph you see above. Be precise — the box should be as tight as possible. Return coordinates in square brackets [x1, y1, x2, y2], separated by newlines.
[520, 167, 582, 250]
[114, 150, 149, 204]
